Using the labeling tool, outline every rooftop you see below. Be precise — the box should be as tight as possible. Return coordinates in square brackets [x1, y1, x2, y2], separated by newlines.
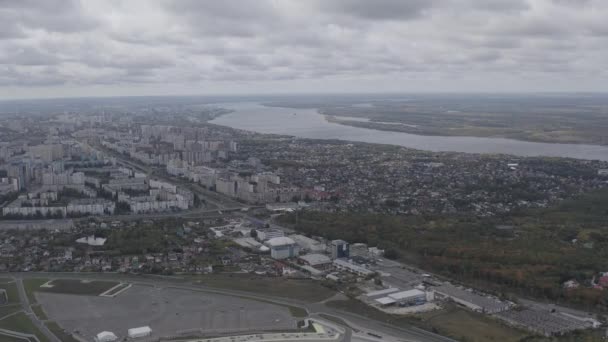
[266, 236, 296, 247]
[299, 253, 331, 266]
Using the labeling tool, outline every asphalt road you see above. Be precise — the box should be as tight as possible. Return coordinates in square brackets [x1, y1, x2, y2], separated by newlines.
[9, 272, 456, 342]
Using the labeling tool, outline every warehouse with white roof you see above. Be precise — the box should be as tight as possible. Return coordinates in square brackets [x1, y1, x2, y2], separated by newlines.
[374, 289, 427, 306]
[365, 288, 400, 298]
[389, 289, 426, 304]
[267, 237, 299, 259]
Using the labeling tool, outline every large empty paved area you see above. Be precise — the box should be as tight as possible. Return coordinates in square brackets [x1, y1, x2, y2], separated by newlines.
[36, 285, 296, 341]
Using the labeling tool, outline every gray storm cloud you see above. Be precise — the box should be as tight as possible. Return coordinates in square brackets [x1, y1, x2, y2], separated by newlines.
[0, 0, 607, 98]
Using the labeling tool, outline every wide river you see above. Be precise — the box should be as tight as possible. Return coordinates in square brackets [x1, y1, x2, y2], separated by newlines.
[210, 102, 608, 161]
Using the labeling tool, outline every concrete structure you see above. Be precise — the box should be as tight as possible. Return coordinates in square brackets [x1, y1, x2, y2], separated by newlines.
[128, 326, 152, 338]
[350, 243, 368, 257]
[29, 144, 63, 162]
[257, 229, 284, 241]
[333, 259, 373, 276]
[76, 236, 107, 246]
[149, 179, 177, 193]
[497, 308, 592, 337]
[433, 284, 510, 314]
[331, 239, 349, 259]
[289, 234, 325, 253]
[365, 288, 400, 299]
[375, 297, 396, 306]
[298, 253, 332, 269]
[0, 177, 18, 195]
[42, 171, 85, 191]
[388, 289, 426, 305]
[3, 203, 66, 218]
[267, 237, 299, 259]
[125, 194, 189, 214]
[37, 285, 296, 341]
[67, 198, 115, 215]
[95, 331, 118, 342]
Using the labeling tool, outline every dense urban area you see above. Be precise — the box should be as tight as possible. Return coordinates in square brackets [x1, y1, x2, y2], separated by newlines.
[1, 99, 608, 342]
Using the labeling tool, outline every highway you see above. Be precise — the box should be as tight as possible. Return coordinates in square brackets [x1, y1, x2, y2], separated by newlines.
[9, 272, 456, 342]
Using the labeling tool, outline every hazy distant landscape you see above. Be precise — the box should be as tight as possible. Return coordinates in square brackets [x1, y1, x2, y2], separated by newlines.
[267, 94, 608, 145]
[3, 0, 608, 341]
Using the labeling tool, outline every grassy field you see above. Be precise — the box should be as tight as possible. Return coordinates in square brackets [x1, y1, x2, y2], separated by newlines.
[30, 304, 47, 321]
[189, 274, 336, 302]
[287, 305, 308, 318]
[0, 333, 35, 342]
[419, 306, 528, 342]
[23, 278, 119, 301]
[23, 279, 49, 304]
[327, 299, 528, 342]
[45, 321, 79, 342]
[0, 281, 20, 304]
[0, 304, 21, 319]
[38, 279, 119, 296]
[0, 312, 49, 342]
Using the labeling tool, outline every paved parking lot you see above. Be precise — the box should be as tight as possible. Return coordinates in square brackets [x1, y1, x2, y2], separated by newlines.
[36, 285, 296, 341]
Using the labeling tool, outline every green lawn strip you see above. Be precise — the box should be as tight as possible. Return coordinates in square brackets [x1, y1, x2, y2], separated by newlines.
[23, 279, 49, 305]
[30, 305, 47, 321]
[24, 278, 120, 302]
[45, 321, 79, 342]
[36, 279, 119, 296]
[0, 312, 49, 342]
[167, 284, 309, 319]
[188, 274, 335, 302]
[0, 333, 34, 342]
[216, 292, 308, 319]
[0, 282, 20, 304]
[0, 304, 22, 319]
[287, 306, 308, 318]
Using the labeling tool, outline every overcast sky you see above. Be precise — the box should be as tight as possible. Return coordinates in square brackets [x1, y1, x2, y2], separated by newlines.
[0, 0, 607, 99]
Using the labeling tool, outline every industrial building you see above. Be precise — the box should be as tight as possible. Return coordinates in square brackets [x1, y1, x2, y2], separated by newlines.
[333, 259, 373, 276]
[298, 253, 332, 269]
[257, 229, 284, 241]
[373, 289, 427, 307]
[389, 289, 426, 305]
[289, 234, 326, 253]
[365, 288, 400, 299]
[331, 239, 349, 259]
[267, 237, 299, 259]
[128, 326, 152, 339]
[433, 284, 510, 314]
